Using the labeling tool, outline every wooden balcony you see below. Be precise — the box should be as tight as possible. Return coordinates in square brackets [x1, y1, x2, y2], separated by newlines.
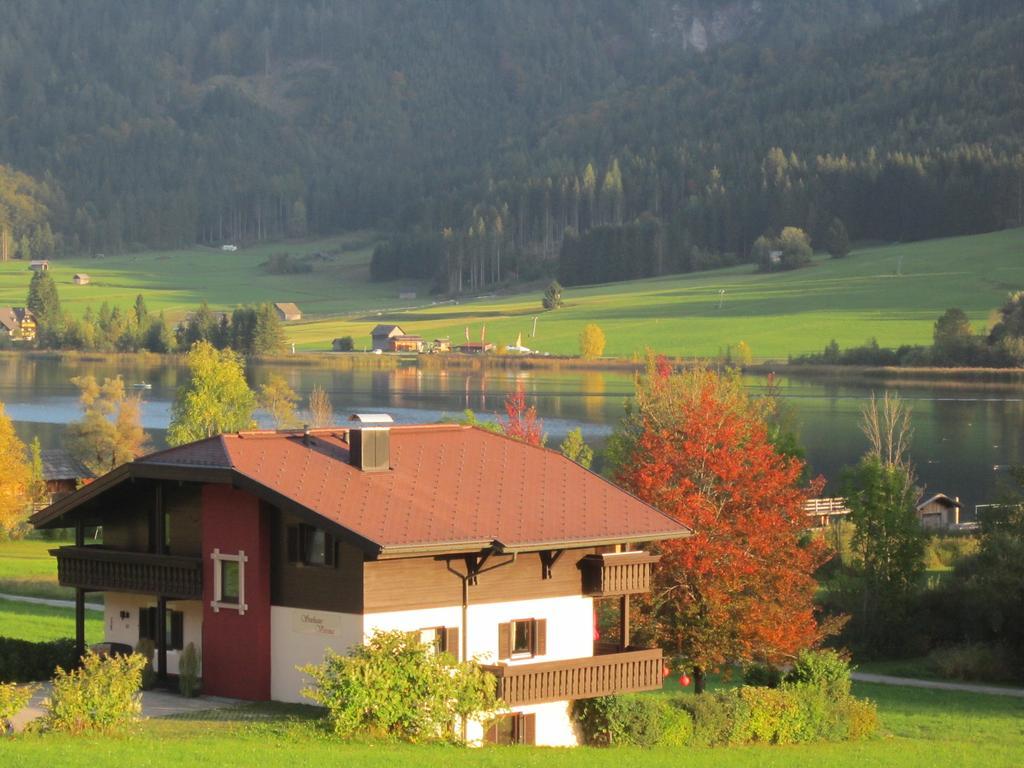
[52, 546, 202, 600]
[579, 551, 659, 597]
[482, 648, 663, 706]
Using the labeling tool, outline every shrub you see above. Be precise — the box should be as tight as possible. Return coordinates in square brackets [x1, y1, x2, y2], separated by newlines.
[928, 643, 1016, 683]
[1, 682, 35, 731]
[300, 630, 502, 743]
[178, 642, 201, 698]
[43, 651, 147, 734]
[743, 662, 783, 688]
[834, 695, 880, 740]
[135, 638, 156, 690]
[0, 637, 77, 683]
[681, 691, 753, 746]
[574, 694, 692, 747]
[333, 336, 354, 352]
[786, 649, 853, 699]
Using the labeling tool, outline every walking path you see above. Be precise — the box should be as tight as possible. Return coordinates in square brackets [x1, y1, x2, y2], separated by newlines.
[0, 592, 103, 611]
[852, 671, 1024, 698]
[9, 684, 240, 732]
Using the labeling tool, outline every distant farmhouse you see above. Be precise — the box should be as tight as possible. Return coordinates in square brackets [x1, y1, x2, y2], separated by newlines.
[39, 448, 94, 507]
[0, 306, 37, 342]
[73, 273, 91, 285]
[274, 302, 302, 321]
[370, 324, 405, 351]
[916, 494, 963, 530]
[29, 259, 49, 272]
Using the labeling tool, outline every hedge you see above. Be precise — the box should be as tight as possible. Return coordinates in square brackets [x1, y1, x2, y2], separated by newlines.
[0, 637, 77, 683]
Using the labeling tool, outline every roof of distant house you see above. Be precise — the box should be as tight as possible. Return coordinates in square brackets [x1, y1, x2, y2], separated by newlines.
[371, 324, 404, 336]
[0, 306, 33, 331]
[916, 493, 962, 510]
[40, 449, 94, 482]
[274, 302, 301, 315]
[33, 424, 691, 557]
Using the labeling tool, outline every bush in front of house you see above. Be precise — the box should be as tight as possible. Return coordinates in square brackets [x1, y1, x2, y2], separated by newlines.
[0, 637, 77, 683]
[43, 651, 147, 734]
[299, 629, 503, 743]
[573, 693, 692, 747]
[178, 642, 201, 698]
[1, 682, 35, 732]
[134, 638, 157, 690]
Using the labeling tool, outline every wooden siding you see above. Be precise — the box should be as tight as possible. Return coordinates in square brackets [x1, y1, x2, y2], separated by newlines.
[166, 483, 202, 557]
[580, 552, 659, 597]
[52, 545, 202, 599]
[363, 549, 596, 613]
[482, 648, 664, 706]
[270, 508, 363, 613]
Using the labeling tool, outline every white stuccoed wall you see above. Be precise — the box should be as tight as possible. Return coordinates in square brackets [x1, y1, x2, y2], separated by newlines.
[269, 606, 363, 702]
[102, 592, 203, 676]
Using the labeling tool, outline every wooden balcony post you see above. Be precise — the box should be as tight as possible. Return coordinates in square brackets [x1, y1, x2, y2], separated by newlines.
[620, 595, 630, 648]
[75, 588, 86, 660]
[156, 596, 168, 680]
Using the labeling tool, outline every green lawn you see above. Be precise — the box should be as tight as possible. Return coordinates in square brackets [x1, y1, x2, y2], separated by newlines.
[1, 228, 1022, 359]
[0, 597, 101, 643]
[290, 228, 1024, 358]
[0, 538, 77, 600]
[3, 683, 1022, 767]
[0, 232, 429, 324]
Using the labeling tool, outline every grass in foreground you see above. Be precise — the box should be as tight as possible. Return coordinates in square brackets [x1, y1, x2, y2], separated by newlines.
[3, 683, 1023, 767]
[0, 538, 77, 601]
[290, 228, 1024, 358]
[0, 597, 102, 643]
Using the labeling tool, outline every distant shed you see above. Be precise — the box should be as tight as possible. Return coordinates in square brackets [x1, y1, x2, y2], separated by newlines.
[29, 260, 49, 272]
[73, 273, 91, 285]
[274, 302, 302, 321]
[916, 493, 962, 530]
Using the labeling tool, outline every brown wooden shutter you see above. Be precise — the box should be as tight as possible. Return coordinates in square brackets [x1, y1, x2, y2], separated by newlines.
[286, 526, 300, 563]
[484, 719, 500, 744]
[534, 618, 547, 656]
[444, 626, 459, 659]
[170, 611, 184, 650]
[521, 713, 536, 745]
[497, 622, 511, 660]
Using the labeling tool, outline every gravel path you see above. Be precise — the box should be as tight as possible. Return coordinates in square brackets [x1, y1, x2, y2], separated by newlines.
[852, 672, 1024, 698]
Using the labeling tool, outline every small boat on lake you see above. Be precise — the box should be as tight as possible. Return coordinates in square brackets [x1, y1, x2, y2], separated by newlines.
[130, 381, 152, 390]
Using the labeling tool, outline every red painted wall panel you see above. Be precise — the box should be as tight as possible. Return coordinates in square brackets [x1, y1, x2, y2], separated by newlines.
[201, 485, 271, 700]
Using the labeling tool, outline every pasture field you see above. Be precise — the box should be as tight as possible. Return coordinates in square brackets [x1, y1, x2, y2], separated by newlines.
[0, 597, 101, 643]
[291, 228, 1024, 358]
[0, 538, 77, 600]
[0, 228, 1021, 358]
[0, 232, 426, 324]
[2, 683, 1022, 767]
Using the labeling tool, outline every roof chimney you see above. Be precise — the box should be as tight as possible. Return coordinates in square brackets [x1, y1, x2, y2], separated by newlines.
[348, 414, 393, 472]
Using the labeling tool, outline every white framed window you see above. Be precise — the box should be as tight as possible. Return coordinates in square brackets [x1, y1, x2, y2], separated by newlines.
[210, 548, 248, 615]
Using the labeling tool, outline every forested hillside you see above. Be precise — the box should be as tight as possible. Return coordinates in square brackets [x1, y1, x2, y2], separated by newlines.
[0, 0, 1019, 292]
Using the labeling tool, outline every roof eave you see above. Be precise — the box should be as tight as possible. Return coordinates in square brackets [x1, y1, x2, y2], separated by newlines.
[493, 528, 692, 555]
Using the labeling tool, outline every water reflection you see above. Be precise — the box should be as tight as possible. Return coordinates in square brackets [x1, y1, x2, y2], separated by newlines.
[3, 356, 1023, 512]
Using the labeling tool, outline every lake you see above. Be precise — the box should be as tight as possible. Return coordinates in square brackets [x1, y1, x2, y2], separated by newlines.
[3, 355, 1022, 516]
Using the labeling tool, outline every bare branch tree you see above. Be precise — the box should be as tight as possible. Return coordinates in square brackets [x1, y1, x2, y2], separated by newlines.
[308, 384, 333, 428]
[860, 392, 914, 469]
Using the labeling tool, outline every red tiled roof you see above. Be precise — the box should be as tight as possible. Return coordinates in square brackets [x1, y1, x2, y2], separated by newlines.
[135, 424, 689, 555]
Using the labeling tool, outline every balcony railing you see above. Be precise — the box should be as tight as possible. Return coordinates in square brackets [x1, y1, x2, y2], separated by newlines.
[52, 546, 203, 600]
[482, 648, 663, 706]
[579, 551, 659, 597]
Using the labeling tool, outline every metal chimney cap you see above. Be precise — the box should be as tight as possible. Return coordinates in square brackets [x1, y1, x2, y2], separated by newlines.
[349, 413, 394, 424]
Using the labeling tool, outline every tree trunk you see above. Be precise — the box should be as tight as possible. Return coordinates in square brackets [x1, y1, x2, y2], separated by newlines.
[693, 666, 706, 695]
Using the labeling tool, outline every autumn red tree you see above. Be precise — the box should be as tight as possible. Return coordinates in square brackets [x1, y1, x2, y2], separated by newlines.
[612, 358, 833, 691]
[501, 385, 545, 447]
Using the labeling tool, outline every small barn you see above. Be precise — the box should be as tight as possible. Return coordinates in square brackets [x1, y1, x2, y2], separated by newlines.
[73, 273, 91, 285]
[274, 302, 302, 321]
[371, 324, 406, 351]
[29, 260, 50, 272]
[40, 448, 94, 506]
[916, 493, 962, 530]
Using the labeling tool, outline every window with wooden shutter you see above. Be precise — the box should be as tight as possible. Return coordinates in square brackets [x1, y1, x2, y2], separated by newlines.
[533, 619, 547, 656]
[497, 622, 511, 660]
[138, 607, 156, 642]
[444, 626, 459, 659]
[521, 713, 536, 745]
[169, 610, 184, 651]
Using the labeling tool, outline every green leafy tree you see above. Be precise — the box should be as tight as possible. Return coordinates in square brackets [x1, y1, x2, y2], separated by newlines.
[559, 427, 593, 469]
[542, 280, 563, 310]
[778, 226, 813, 269]
[932, 307, 975, 364]
[26, 270, 63, 345]
[167, 341, 256, 445]
[258, 374, 299, 428]
[65, 376, 150, 474]
[253, 303, 287, 355]
[823, 217, 850, 258]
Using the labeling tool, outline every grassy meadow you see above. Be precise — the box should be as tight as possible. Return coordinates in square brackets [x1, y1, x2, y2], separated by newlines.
[1, 228, 1022, 359]
[0, 538, 78, 601]
[2, 683, 1022, 767]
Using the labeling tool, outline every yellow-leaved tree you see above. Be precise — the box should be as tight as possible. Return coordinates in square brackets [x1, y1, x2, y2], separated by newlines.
[579, 323, 606, 360]
[0, 403, 31, 539]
